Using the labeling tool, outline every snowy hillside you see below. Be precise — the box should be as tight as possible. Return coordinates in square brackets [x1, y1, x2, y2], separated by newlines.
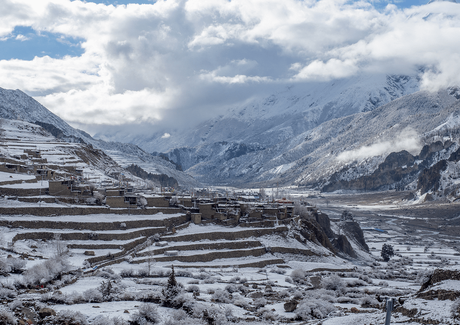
[131, 74, 420, 154]
[0, 87, 200, 188]
[110, 73, 419, 185]
[165, 87, 460, 188]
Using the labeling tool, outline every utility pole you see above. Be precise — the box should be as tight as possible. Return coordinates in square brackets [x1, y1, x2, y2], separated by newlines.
[385, 297, 395, 325]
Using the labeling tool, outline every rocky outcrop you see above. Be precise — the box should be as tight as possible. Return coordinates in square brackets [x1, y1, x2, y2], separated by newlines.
[332, 235, 356, 258]
[420, 269, 460, 291]
[417, 160, 448, 194]
[322, 150, 420, 192]
[342, 221, 369, 252]
[314, 212, 335, 238]
[300, 219, 336, 253]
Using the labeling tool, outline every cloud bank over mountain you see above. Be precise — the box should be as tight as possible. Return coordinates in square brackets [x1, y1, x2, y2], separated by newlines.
[1, 0, 460, 136]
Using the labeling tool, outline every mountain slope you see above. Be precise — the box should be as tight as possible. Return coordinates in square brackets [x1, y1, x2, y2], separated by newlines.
[0, 87, 200, 188]
[135, 73, 420, 185]
[165, 87, 460, 188]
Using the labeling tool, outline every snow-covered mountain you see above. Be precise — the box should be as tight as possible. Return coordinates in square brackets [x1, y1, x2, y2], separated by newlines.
[163, 86, 460, 190]
[134, 74, 420, 154]
[119, 73, 419, 185]
[0, 87, 200, 188]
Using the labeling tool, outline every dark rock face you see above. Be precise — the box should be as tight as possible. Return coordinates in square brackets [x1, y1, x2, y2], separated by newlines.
[418, 141, 444, 161]
[332, 235, 357, 258]
[315, 212, 335, 238]
[300, 219, 336, 253]
[378, 151, 415, 173]
[417, 160, 448, 194]
[342, 221, 369, 252]
[322, 150, 419, 192]
[449, 147, 460, 162]
[420, 269, 460, 292]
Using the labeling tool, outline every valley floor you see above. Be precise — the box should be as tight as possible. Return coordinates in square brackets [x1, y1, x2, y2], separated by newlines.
[1, 190, 460, 324]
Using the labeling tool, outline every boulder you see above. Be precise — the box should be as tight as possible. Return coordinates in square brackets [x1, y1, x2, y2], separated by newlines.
[38, 308, 56, 318]
[284, 300, 298, 312]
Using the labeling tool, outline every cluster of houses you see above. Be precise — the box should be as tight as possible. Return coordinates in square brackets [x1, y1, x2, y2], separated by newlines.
[0, 148, 306, 227]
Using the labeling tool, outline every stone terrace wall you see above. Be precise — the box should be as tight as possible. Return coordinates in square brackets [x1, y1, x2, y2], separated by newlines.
[0, 214, 189, 231]
[0, 206, 182, 216]
[136, 240, 263, 257]
[162, 226, 288, 242]
[13, 227, 167, 242]
[133, 247, 268, 264]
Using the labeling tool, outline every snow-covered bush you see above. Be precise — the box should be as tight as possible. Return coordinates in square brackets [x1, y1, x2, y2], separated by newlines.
[0, 307, 16, 325]
[0, 258, 12, 274]
[164, 309, 205, 325]
[212, 289, 231, 303]
[186, 285, 200, 293]
[321, 274, 345, 293]
[0, 288, 16, 299]
[120, 268, 134, 277]
[98, 268, 121, 281]
[257, 308, 277, 321]
[187, 279, 199, 284]
[254, 297, 267, 309]
[360, 295, 380, 308]
[270, 267, 286, 275]
[83, 288, 103, 303]
[290, 269, 306, 283]
[92, 315, 128, 325]
[44, 310, 88, 325]
[130, 303, 160, 325]
[378, 281, 389, 287]
[8, 299, 22, 311]
[7, 258, 26, 274]
[99, 280, 122, 301]
[225, 284, 238, 293]
[295, 298, 336, 320]
[234, 298, 251, 309]
[203, 277, 217, 284]
[346, 279, 367, 287]
[22, 256, 70, 286]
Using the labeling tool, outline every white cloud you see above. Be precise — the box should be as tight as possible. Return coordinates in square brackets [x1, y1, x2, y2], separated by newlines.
[0, 0, 459, 136]
[161, 132, 171, 138]
[15, 34, 29, 41]
[337, 128, 422, 162]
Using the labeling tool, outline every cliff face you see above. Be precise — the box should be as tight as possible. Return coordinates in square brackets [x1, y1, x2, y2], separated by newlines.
[322, 138, 460, 196]
[342, 221, 370, 252]
[298, 210, 369, 259]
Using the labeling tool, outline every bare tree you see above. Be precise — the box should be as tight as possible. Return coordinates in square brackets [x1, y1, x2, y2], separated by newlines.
[53, 233, 67, 257]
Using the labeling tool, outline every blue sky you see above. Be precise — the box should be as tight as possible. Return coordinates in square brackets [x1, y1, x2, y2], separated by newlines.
[0, 26, 84, 60]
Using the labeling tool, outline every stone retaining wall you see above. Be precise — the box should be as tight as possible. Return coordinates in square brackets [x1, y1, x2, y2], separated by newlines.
[0, 214, 189, 231]
[0, 188, 43, 196]
[270, 246, 319, 257]
[12, 227, 166, 242]
[86, 237, 147, 265]
[136, 240, 263, 257]
[162, 226, 288, 242]
[172, 258, 285, 269]
[0, 206, 182, 216]
[132, 247, 268, 264]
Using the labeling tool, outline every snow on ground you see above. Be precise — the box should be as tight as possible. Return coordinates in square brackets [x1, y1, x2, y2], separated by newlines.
[0, 180, 49, 189]
[0, 171, 37, 183]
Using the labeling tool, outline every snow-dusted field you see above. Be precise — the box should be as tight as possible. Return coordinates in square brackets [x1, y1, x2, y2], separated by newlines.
[1, 188, 460, 324]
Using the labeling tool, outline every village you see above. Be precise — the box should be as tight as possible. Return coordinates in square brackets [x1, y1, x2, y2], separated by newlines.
[1, 120, 460, 325]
